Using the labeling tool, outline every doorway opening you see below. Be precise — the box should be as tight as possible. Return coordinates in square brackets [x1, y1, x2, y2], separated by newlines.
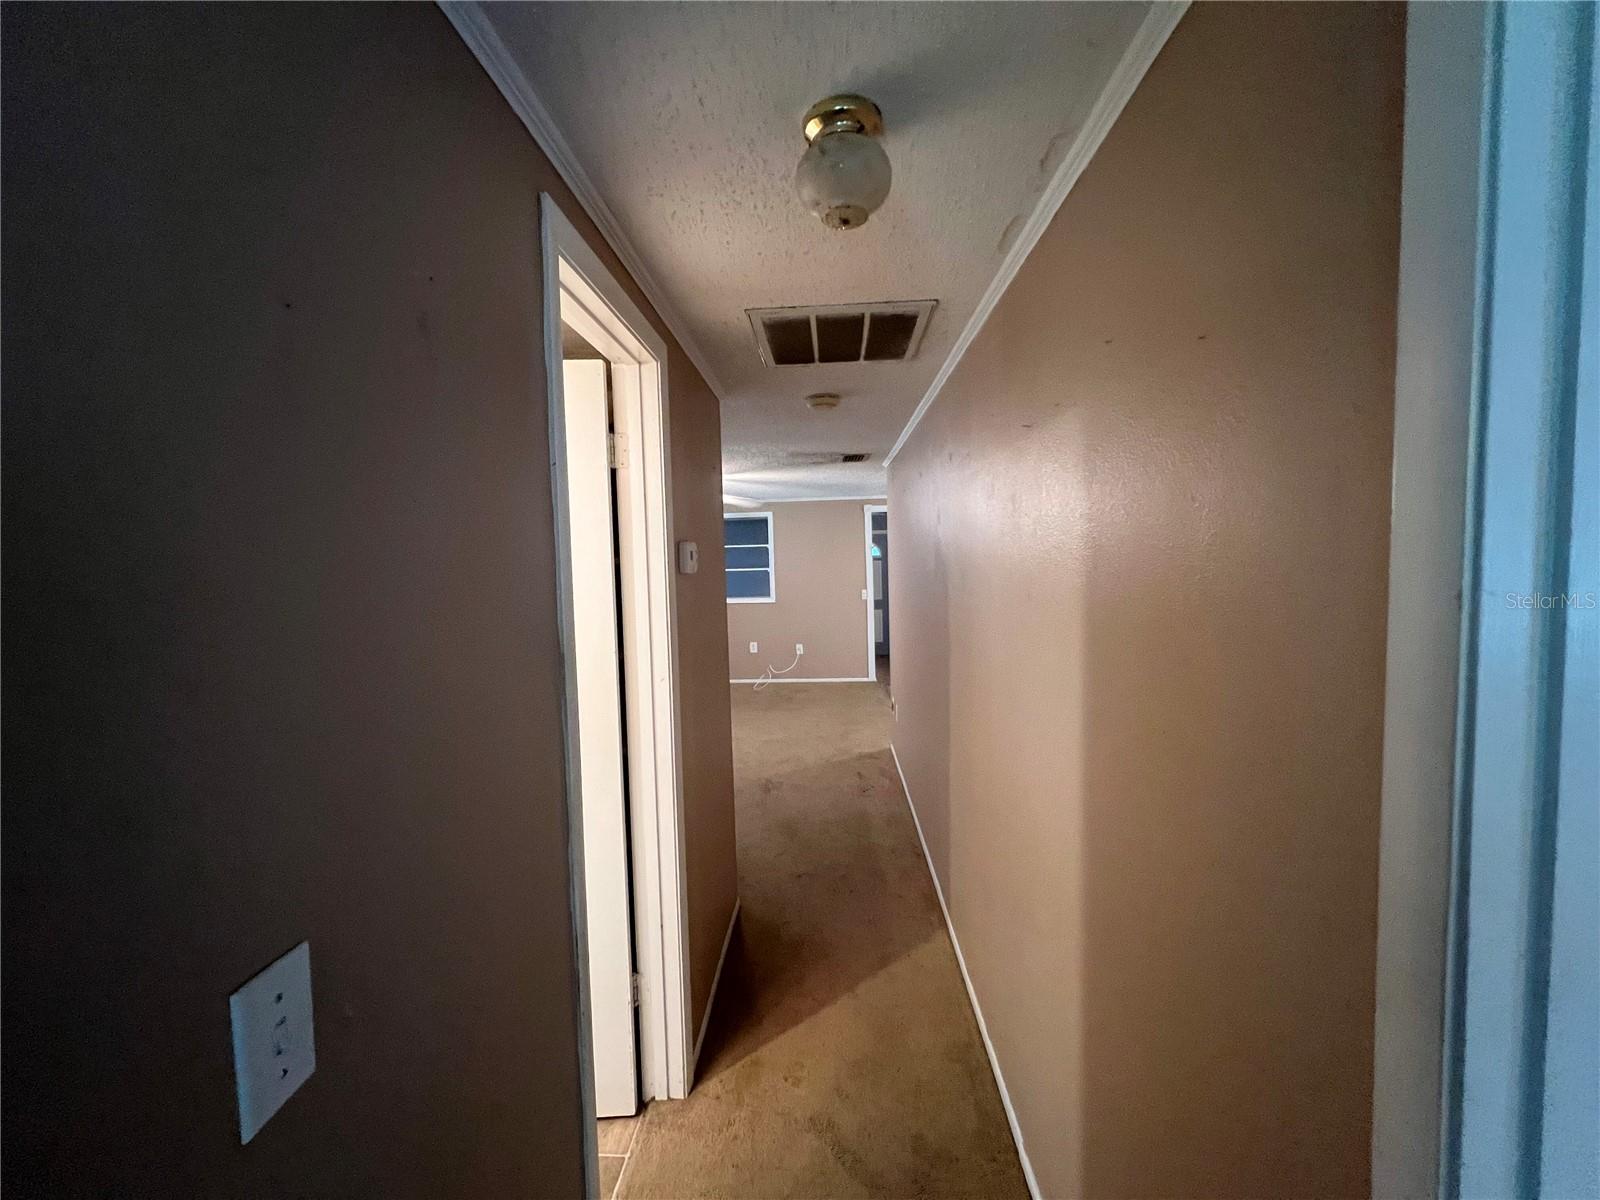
[541, 195, 692, 1192]
[864, 504, 890, 688]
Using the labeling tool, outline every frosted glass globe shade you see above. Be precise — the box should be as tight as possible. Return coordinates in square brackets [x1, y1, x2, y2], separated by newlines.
[794, 131, 891, 230]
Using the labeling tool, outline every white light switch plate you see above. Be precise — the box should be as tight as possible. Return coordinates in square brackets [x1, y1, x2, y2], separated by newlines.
[229, 941, 315, 1144]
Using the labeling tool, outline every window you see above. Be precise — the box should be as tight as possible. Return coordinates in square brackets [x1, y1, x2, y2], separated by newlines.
[724, 513, 774, 603]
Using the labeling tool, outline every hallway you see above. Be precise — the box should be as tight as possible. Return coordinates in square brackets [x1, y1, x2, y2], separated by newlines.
[607, 682, 1027, 1199]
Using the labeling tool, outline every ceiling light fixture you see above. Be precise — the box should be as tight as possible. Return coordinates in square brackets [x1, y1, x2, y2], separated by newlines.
[806, 392, 842, 411]
[794, 94, 891, 231]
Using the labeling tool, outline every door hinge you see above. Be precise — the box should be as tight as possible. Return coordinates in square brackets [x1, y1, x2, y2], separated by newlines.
[630, 973, 642, 1007]
[607, 432, 628, 469]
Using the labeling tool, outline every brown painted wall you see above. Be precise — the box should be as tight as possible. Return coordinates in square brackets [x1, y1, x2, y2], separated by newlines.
[725, 500, 878, 681]
[0, 4, 734, 1194]
[889, 5, 1402, 1198]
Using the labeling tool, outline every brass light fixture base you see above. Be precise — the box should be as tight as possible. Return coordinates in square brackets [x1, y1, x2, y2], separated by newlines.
[803, 95, 884, 144]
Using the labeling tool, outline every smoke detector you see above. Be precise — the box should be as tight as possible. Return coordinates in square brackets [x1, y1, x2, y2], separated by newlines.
[806, 392, 841, 411]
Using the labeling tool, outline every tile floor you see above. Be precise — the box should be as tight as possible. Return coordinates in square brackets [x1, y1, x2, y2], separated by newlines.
[596, 1112, 642, 1199]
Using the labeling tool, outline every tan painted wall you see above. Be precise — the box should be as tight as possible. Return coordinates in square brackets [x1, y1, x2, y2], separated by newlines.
[674, 353, 741, 1026]
[725, 500, 879, 681]
[0, 5, 735, 1193]
[888, 5, 1402, 1198]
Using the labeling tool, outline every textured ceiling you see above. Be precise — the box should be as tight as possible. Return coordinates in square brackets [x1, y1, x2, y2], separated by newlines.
[484, 1, 1153, 499]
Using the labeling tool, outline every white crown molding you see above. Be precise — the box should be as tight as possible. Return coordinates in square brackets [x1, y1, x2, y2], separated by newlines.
[439, 1, 727, 400]
[883, 1, 1189, 468]
[723, 493, 889, 506]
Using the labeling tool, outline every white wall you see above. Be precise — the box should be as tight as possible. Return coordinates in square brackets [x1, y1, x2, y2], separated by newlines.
[1370, 5, 1487, 1196]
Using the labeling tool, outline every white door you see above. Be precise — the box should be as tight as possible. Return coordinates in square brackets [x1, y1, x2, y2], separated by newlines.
[562, 359, 638, 1118]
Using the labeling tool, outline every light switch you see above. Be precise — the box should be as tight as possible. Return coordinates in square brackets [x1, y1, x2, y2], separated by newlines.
[229, 941, 315, 1144]
[677, 540, 699, 574]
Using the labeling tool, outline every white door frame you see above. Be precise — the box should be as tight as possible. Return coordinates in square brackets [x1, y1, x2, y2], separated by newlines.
[1373, 4, 1599, 1196]
[562, 357, 638, 1120]
[1435, 5, 1597, 1195]
[541, 197, 693, 1132]
[862, 504, 888, 679]
[1370, 6, 1487, 1193]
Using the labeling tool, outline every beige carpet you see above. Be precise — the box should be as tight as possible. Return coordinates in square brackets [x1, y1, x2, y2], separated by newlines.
[616, 681, 1029, 1200]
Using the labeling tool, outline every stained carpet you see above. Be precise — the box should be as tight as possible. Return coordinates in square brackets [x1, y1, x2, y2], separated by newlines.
[616, 681, 1029, 1200]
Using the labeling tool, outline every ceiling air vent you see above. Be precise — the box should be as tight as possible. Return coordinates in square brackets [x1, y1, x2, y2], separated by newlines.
[747, 300, 937, 367]
[841, 452, 869, 463]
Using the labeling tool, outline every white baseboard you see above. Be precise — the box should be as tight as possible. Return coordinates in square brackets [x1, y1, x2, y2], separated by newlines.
[691, 897, 741, 1076]
[890, 744, 1042, 1200]
[728, 676, 875, 685]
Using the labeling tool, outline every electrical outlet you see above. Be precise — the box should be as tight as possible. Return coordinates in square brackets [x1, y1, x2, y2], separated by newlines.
[749, 642, 758, 654]
[229, 942, 315, 1144]
[796, 643, 804, 655]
